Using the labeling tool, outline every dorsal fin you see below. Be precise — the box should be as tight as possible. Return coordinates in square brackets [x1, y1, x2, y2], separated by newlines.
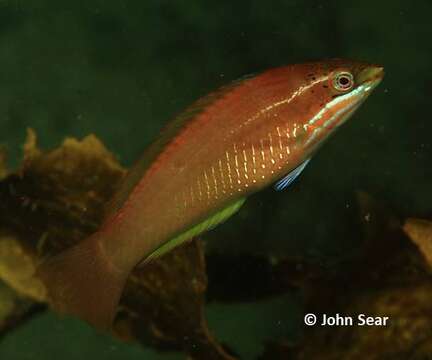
[105, 74, 255, 218]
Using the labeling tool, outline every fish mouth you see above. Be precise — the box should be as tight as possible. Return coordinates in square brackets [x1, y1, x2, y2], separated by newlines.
[357, 65, 385, 90]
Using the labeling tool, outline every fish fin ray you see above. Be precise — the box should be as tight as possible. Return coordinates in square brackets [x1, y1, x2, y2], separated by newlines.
[139, 198, 247, 265]
[274, 158, 311, 191]
[37, 236, 127, 329]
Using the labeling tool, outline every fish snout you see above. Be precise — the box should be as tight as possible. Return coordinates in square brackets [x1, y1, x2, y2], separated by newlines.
[357, 65, 385, 88]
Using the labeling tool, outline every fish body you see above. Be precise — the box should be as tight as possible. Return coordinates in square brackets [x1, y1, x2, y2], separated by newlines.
[38, 59, 384, 328]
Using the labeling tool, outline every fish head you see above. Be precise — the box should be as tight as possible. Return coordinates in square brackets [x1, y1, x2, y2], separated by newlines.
[289, 59, 384, 151]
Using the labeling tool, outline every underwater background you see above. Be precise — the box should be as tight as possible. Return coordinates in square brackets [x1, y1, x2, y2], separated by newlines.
[0, 1, 431, 359]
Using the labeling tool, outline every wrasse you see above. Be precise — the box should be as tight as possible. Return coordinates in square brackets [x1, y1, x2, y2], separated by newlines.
[38, 59, 384, 328]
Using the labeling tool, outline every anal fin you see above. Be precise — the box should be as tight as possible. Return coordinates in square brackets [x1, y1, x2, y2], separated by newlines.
[139, 197, 246, 265]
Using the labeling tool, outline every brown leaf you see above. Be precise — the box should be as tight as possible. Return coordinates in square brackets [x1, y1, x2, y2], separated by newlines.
[0, 130, 235, 360]
[257, 195, 432, 360]
[290, 283, 432, 360]
[403, 218, 432, 268]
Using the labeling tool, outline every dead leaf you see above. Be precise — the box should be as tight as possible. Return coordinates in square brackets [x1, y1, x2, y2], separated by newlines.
[0, 130, 235, 360]
[403, 218, 432, 267]
[257, 194, 432, 360]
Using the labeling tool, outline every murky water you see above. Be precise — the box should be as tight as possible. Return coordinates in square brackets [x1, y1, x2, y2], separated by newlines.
[0, 1, 431, 359]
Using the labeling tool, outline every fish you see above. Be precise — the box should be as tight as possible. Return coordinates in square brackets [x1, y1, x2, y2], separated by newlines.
[37, 59, 384, 328]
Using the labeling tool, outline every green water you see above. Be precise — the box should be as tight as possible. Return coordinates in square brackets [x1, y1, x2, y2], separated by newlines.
[0, 1, 431, 359]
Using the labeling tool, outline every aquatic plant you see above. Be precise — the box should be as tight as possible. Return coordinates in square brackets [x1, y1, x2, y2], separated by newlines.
[1, 131, 432, 359]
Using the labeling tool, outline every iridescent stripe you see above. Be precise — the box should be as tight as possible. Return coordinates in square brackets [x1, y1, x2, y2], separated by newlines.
[305, 85, 367, 146]
[307, 84, 367, 127]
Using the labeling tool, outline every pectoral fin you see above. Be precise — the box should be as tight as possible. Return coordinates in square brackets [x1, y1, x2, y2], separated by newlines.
[274, 159, 310, 191]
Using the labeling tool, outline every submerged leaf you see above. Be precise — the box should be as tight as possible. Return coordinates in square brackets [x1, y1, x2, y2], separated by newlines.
[7, 133, 432, 360]
[0, 130, 235, 359]
[0, 234, 46, 302]
[256, 194, 432, 360]
[22, 128, 42, 163]
[403, 218, 432, 267]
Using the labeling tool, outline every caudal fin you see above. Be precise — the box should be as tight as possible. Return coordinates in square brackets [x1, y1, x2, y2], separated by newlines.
[37, 236, 127, 329]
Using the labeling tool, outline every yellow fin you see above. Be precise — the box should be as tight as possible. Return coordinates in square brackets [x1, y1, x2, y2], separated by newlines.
[141, 198, 247, 264]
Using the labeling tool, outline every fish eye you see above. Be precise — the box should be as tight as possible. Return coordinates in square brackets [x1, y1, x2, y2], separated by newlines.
[332, 71, 354, 92]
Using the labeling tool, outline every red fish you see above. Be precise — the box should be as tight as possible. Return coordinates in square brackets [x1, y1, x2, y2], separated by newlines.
[38, 59, 384, 328]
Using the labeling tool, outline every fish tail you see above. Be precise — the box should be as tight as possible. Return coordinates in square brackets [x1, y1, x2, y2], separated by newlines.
[37, 233, 128, 329]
